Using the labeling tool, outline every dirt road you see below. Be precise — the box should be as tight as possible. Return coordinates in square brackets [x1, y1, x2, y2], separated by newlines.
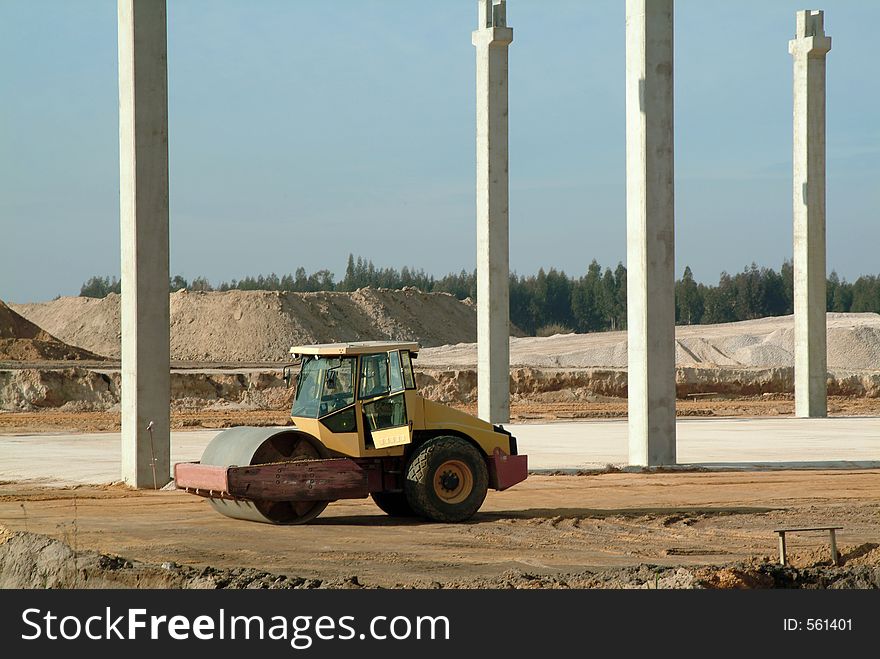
[2, 471, 878, 588]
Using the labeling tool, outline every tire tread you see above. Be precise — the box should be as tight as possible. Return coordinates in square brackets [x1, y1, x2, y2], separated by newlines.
[405, 436, 488, 522]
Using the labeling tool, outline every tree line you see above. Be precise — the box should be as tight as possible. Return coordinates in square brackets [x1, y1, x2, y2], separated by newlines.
[79, 255, 880, 336]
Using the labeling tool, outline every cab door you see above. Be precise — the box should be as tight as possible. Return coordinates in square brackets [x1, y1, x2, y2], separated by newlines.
[359, 351, 412, 449]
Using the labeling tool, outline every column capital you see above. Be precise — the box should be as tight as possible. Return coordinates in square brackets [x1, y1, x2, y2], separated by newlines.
[472, 26, 513, 48]
[789, 9, 831, 57]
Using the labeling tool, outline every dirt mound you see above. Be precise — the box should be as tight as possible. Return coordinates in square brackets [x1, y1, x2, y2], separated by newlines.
[6, 295, 119, 359]
[0, 300, 102, 361]
[434, 557, 880, 589]
[168, 288, 481, 362]
[0, 526, 363, 589]
[12, 288, 485, 362]
[419, 312, 880, 371]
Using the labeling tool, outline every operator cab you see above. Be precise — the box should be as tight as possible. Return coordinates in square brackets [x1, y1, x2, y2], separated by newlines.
[288, 342, 420, 450]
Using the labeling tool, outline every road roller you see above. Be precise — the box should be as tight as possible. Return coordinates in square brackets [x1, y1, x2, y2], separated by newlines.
[174, 341, 528, 524]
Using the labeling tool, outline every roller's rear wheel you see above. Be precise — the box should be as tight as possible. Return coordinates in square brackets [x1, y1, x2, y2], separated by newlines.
[201, 427, 329, 525]
[404, 436, 488, 522]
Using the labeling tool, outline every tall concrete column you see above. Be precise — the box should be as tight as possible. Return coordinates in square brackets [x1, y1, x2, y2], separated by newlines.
[625, 0, 676, 466]
[473, 0, 512, 423]
[118, 0, 171, 488]
[790, 10, 831, 419]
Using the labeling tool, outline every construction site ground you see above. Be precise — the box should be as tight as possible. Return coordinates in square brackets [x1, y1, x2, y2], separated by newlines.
[1, 470, 879, 588]
[4, 287, 880, 588]
[1, 415, 879, 588]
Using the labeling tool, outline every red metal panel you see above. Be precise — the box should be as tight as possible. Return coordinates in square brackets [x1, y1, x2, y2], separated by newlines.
[488, 449, 528, 491]
[351, 457, 403, 493]
[227, 458, 369, 502]
[174, 462, 229, 493]
[359, 460, 386, 493]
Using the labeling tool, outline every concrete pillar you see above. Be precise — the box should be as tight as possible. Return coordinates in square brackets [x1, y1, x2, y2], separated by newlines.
[790, 10, 831, 418]
[118, 0, 171, 488]
[473, 0, 512, 424]
[625, 0, 676, 466]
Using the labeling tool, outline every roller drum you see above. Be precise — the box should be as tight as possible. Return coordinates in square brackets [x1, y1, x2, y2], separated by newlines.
[201, 426, 329, 524]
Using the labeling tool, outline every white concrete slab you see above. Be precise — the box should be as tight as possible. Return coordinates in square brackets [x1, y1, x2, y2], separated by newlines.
[1, 417, 878, 486]
[514, 416, 880, 471]
[0, 430, 215, 487]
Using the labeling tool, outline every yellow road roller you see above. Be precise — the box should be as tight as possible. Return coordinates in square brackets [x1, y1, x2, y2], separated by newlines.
[174, 341, 527, 524]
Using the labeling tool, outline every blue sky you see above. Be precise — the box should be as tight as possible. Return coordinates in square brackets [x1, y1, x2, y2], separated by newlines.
[1, 0, 877, 303]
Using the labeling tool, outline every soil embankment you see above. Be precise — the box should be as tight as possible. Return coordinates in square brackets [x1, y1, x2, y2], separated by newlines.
[3, 365, 880, 414]
[0, 300, 102, 362]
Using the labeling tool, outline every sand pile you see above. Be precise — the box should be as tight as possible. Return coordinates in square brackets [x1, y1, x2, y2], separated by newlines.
[0, 299, 102, 361]
[12, 288, 482, 362]
[420, 312, 880, 371]
[8, 294, 121, 359]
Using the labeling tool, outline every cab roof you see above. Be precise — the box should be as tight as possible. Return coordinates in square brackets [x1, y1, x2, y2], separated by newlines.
[289, 341, 420, 357]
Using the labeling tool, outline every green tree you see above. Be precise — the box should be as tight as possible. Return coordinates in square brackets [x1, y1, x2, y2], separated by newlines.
[733, 264, 764, 319]
[341, 254, 356, 291]
[702, 272, 735, 323]
[613, 262, 627, 330]
[780, 260, 794, 314]
[190, 277, 213, 292]
[851, 275, 880, 312]
[169, 275, 188, 292]
[675, 266, 702, 324]
[761, 267, 787, 316]
[598, 268, 617, 329]
[80, 276, 120, 298]
[828, 271, 853, 312]
[571, 261, 603, 332]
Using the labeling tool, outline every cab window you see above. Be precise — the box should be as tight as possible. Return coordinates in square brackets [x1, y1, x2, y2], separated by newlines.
[292, 356, 356, 418]
[400, 350, 416, 389]
[389, 351, 404, 393]
[363, 393, 406, 431]
[359, 353, 390, 399]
